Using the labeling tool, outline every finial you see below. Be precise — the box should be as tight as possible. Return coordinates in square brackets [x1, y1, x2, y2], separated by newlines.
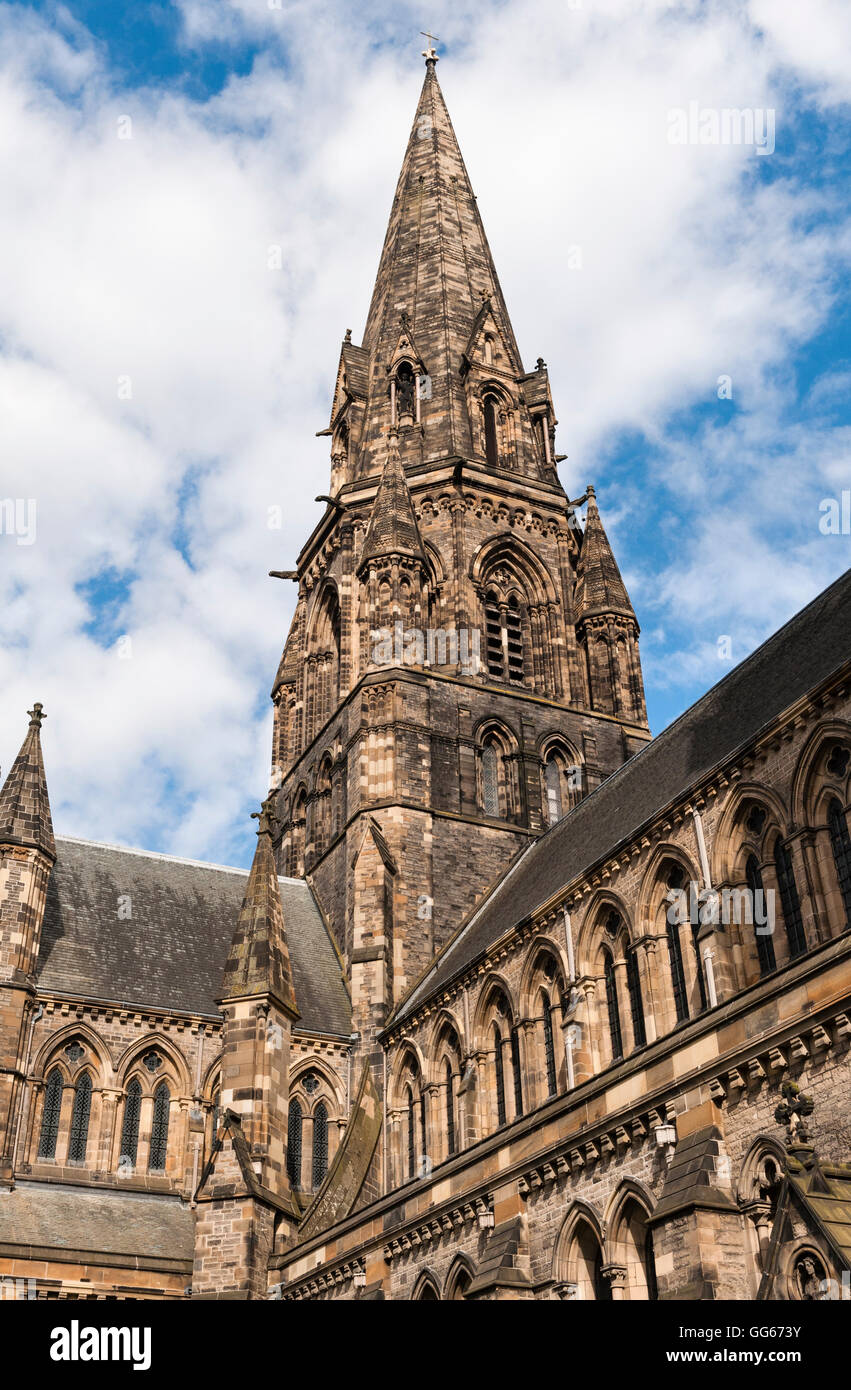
[420, 30, 440, 65]
[251, 793, 279, 838]
[586, 483, 596, 500]
[344, 328, 352, 343]
[27, 702, 45, 729]
[536, 356, 546, 371]
[478, 288, 491, 304]
[775, 1079, 815, 1149]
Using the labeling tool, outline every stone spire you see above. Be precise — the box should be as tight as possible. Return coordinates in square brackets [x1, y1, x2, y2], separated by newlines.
[358, 431, 427, 571]
[345, 55, 528, 475]
[0, 704, 55, 861]
[220, 796, 298, 1019]
[573, 488, 637, 623]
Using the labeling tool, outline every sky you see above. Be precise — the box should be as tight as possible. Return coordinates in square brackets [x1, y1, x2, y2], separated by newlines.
[0, 0, 849, 870]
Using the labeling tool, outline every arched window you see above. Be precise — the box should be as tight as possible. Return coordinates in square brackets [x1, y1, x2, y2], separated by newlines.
[481, 740, 500, 817]
[626, 949, 646, 1048]
[67, 1072, 92, 1164]
[312, 1102, 328, 1189]
[483, 591, 525, 683]
[746, 854, 776, 975]
[774, 839, 806, 958]
[510, 1027, 523, 1118]
[406, 1086, 415, 1180]
[545, 756, 562, 825]
[287, 1099, 302, 1186]
[445, 1059, 456, 1157]
[119, 1079, 142, 1166]
[493, 1024, 506, 1127]
[828, 799, 851, 926]
[541, 989, 557, 1097]
[38, 1068, 63, 1160]
[603, 951, 623, 1061]
[483, 394, 499, 467]
[148, 1082, 170, 1172]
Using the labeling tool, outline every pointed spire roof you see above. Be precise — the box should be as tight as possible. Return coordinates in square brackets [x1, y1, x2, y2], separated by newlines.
[352, 54, 524, 469]
[0, 703, 55, 860]
[220, 796, 299, 1019]
[358, 432, 427, 570]
[574, 488, 637, 624]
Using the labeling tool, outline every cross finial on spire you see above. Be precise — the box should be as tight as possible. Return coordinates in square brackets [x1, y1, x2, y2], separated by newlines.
[251, 793, 279, 838]
[27, 702, 45, 729]
[420, 30, 439, 65]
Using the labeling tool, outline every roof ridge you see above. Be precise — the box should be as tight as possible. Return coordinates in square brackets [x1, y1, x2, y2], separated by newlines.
[53, 834, 307, 886]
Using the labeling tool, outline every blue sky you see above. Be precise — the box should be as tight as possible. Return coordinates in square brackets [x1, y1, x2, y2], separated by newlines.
[1, 0, 850, 868]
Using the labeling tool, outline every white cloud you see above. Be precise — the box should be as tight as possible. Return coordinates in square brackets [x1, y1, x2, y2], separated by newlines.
[0, 0, 849, 860]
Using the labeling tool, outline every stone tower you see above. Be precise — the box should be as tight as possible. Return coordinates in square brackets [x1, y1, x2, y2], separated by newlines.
[0, 704, 55, 1187]
[269, 50, 649, 1058]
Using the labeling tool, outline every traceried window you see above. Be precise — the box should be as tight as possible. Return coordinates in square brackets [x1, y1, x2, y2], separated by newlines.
[312, 1102, 328, 1189]
[626, 949, 646, 1048]
[746, 854, 776, 975]
[287, 1099, 302, 1186]
[148, 1081, 170, 1172]
[67, 1072, 92, 1164]
[828, 799, 851, 926]
[603, 950, 623, 1061]
[774, 838, 806, 958]
[38, 1067, 63, 1160]
[119, 1078, 142, 1166]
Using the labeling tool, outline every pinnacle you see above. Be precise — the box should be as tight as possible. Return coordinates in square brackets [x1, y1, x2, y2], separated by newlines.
[0, 703, 55, 860]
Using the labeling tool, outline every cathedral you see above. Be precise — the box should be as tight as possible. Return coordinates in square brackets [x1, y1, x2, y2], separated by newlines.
[1, 48, 850, 1303]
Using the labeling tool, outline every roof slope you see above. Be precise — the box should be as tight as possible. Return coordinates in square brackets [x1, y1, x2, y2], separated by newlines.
[395, 565, 851, 1021]
[38, 838, 351, 1034]
[0, 1182, 193, 1265]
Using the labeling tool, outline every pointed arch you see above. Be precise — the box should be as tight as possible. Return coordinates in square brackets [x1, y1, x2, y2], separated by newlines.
[114, 1034, 191, 1095]
[411, 1269, 441, 1301]
[444, 1254, 476, 1301]
[33, 1022, 113, 1087]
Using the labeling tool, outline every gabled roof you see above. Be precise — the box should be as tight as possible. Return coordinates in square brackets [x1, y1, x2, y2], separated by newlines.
[38, 837, 351, 1035]
[392, 565, 851, 1023]
[0, 703, 55, 860]
[573, 490, 636, 623]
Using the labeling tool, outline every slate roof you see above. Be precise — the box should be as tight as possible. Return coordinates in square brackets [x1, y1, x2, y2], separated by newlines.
[788, 1162, 851, 1269]
[38, 837, 351, 1035]
[0, 1182, 194, 1267]
[394, 564, 851, 1022]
